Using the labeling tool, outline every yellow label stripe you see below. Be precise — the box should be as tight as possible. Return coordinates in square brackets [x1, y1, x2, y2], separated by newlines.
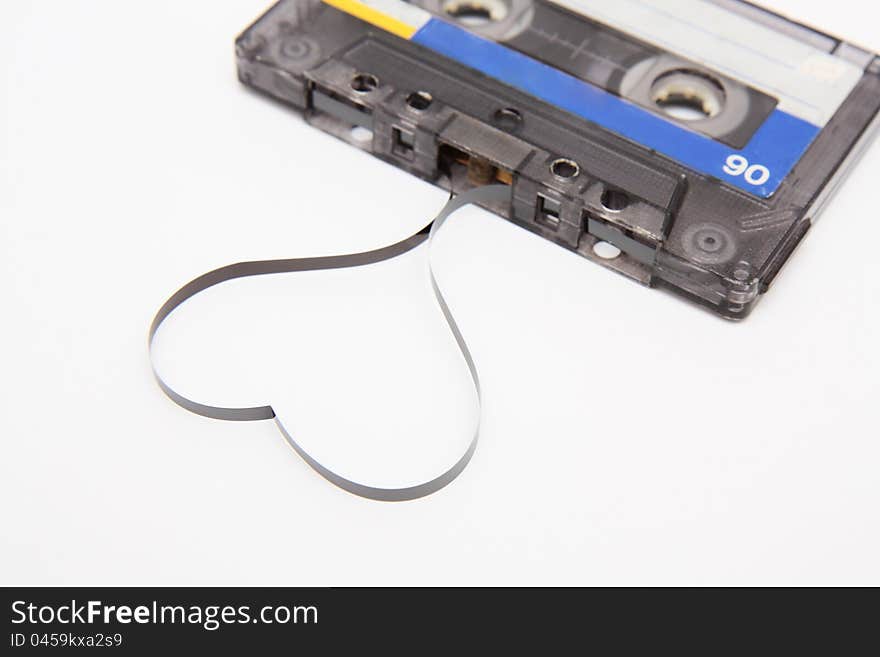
[322, 0, 419, 39]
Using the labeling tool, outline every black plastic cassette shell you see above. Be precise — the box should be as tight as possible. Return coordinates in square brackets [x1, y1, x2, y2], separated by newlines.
[235, 0, 880, 318]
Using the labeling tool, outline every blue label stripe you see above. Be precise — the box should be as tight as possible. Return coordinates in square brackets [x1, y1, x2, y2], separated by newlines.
[411, 19, 819, 198]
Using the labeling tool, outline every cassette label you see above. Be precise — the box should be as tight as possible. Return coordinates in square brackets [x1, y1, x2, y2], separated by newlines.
[321, 0, 861, 197]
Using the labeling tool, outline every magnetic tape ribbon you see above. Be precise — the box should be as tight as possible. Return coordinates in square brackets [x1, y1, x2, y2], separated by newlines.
[149, 184, 511, 501]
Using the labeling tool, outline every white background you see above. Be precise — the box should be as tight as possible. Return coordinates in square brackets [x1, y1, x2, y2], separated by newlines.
[1, 0, 878, 586]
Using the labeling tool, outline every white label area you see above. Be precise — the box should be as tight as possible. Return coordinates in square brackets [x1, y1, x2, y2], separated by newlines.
[548, 0, 863, 127]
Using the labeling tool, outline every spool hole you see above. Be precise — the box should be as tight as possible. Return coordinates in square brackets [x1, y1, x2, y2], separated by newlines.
[651, 69, 725, 121]
[406, 91, 433, 110]
[550, 158, 579, 180]
[601, 189, 630, 212]
[350, 73, 379, 93]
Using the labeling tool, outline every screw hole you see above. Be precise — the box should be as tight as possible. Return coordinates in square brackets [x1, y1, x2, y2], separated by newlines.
[351, 73, 379, 93]
[492, 107, 522, 132]
[600, 188, 630, 212]
[593, 241, 622, 260]
[406, 91, 433, 111]
[733, 261, 752, 282]
[550, 158, 579, 180]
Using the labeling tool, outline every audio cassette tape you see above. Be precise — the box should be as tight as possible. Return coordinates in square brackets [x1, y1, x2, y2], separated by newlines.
[234, 0, 880, 318]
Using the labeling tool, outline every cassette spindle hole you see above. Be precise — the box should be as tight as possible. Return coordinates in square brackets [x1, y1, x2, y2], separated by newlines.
[350, 73, 379, 93]
[651, 69, 725, 121]
[442, 0, 509, 26]
[600, 188, 630, 212]
[550, 158, 579, 180]
[406, 91, 433, 111]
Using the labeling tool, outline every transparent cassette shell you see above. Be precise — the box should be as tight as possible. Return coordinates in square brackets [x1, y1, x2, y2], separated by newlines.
[235, 0, 880, 318]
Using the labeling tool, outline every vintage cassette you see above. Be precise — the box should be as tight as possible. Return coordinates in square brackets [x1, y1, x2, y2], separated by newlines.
[234, 0, 880, 317]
